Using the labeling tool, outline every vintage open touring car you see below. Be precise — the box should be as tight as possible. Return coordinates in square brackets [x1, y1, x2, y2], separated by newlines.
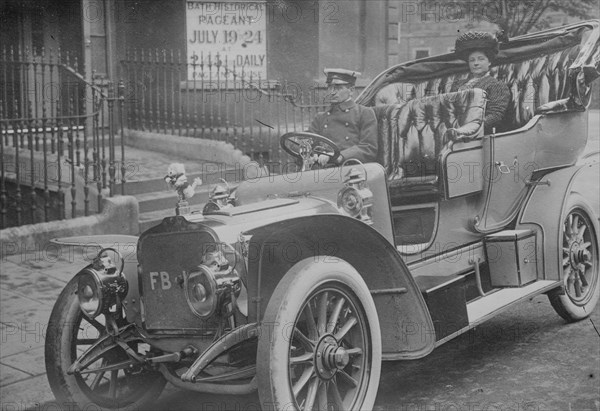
[45, 21, 599, 410]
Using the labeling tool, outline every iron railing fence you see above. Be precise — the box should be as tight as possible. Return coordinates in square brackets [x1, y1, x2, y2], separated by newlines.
[0, 46, 125, 229]
[121, 49, 329, 165]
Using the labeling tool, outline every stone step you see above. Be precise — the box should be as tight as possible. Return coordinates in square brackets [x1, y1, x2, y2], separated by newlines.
[137, 181, 240, 233]
[115, 169, 237, 195]
[135, 186, 213, 214]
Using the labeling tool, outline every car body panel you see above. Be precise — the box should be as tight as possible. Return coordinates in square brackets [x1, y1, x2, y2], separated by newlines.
[244, 214, 436, 359]
[466, 110, 588, 233]
[234, 163, 395, 244]
[518, 159, 600, 282]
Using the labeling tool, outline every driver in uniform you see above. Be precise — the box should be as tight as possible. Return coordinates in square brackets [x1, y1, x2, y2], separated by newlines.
[308, 69, 378, 167]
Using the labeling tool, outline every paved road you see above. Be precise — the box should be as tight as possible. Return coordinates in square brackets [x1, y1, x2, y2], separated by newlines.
[151, 297, 600, 411]
[1, 110, 598, 410]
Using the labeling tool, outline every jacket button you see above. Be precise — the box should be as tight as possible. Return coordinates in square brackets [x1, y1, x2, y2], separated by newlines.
[345, 136, 349, 141]
[345, 122, 349, 126]
[324, 124, 328, 128]
[344, 109, 349, 112]
[327, 112, 331, 115]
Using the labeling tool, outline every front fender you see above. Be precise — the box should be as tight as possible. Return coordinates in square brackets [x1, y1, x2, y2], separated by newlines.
[245, 214, 435, 360]
[50, 234, 139, 261]
[517, 161, 600, 281]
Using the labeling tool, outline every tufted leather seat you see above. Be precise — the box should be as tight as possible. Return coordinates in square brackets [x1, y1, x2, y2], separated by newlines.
[374, 45, 581, 131]
[495, 45, 580, 128]
[373, 89, 486, 191]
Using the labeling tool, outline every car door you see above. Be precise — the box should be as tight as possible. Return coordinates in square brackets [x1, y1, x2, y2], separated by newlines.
[475, 123, 538, 232]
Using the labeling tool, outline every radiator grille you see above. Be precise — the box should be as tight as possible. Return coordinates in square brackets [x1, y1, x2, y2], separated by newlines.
[139, 230, 220, 334]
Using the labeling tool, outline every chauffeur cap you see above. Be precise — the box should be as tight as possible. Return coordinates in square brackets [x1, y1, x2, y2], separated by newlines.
[324, 68, 361, 86]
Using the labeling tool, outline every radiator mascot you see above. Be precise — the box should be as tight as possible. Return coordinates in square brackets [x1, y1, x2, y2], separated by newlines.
[165, 163, 202, 201]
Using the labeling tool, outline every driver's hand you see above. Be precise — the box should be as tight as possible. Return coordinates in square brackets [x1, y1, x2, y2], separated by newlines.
[316, 154, 330, 166]
[310, 154, 330, 167]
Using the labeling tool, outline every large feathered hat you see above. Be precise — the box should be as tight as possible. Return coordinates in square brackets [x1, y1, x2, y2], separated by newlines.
[454, 31, 499, 61]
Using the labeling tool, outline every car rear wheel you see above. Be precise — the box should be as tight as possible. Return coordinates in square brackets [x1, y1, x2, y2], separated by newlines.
[548, 194, 599, 322]
[257, 258, 381, 411]
[45, 277, 166, 410]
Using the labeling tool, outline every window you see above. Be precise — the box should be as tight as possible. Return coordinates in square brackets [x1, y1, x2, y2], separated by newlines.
[414, 48, 430, 59]
[31, 13, 44, 55]
[89, 0, 108, 78]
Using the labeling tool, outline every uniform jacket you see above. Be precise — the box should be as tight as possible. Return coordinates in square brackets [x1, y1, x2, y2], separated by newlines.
[451, 74, 511, 133]
[308, 99, 378, 163]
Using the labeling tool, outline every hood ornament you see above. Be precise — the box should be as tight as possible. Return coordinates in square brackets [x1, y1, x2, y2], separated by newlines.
[165, 163, 203, 215]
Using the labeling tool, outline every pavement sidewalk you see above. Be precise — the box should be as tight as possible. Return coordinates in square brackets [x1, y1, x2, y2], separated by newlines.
[0, 246, 91, 410]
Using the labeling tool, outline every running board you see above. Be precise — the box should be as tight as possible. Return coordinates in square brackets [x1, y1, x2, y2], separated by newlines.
[435, 280, 559, 348]
[467, 280, 558, 324]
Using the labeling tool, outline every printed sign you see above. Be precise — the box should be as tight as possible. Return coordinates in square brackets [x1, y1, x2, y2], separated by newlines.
[186, 1, 267, 81]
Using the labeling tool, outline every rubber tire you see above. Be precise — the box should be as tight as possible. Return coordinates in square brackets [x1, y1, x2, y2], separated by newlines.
[548, 194, 600, 322]
[257, 258, 382, 411]
[45, 277, 167, 410]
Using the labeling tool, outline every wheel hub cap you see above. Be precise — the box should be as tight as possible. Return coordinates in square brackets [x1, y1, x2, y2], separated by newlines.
[568, 242, 585, 269]
[315, 335, 348, 379]
[576, 249, 591, 266]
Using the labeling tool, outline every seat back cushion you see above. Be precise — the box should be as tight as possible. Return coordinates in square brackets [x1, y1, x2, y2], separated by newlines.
[374, 88, 486, 179]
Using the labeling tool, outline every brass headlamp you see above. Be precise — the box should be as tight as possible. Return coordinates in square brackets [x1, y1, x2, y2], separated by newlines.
[77, 248, 128, 319]
[185, 245, 241, 319]
[337, 161, 374, 225]
[203, 179, 234, 214]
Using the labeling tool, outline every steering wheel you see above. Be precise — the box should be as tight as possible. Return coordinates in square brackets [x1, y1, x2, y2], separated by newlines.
[280, 132, 341, 171]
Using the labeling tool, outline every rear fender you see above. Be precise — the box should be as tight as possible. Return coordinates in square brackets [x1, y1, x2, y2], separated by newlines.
[245, 214, 435, 360]
[517, 161, 600, 281]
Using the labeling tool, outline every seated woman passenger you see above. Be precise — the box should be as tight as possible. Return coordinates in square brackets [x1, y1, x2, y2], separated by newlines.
[451, 32, 511, 134]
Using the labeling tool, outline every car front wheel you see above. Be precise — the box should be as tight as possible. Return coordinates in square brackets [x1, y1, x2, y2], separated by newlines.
[257, 258, 381, 411]
[548, 194, 599, 322]
[45, 277, 166, 410]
